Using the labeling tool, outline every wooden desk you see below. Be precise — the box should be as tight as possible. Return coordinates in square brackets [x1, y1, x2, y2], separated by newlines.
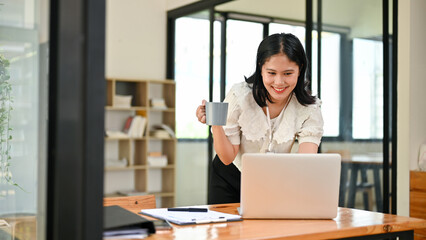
[410, 170, 426, 239]
[140, 203, 426, 240]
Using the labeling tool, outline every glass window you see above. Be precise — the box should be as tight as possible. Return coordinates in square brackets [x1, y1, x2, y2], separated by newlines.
[269, 23, 306, 46]
[0, 0, 48, 239]
[270, 23, 341, 137]
[175, 16, 210, 139]
[225, 20, 263, 94]
[352, 38, 383, 139]
[312, 31, 341, 137]
[320, 0, 386, 213]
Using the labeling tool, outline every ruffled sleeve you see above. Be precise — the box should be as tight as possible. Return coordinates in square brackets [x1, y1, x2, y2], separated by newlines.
[222, 83, 244, 145]
[296, 99, 324, 146]
[222, 82, 270, 145]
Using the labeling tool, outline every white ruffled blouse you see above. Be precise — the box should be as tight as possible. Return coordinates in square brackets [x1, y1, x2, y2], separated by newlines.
[222, 82, 324, 171]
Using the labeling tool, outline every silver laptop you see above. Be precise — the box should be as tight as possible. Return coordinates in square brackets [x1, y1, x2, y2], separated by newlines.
[240, 153, 341, 219]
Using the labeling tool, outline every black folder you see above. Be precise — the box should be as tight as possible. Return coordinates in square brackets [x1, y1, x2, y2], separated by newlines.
[104, 205, 155, 234]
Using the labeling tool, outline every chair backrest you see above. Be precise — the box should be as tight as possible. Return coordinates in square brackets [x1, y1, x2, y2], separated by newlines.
[104, 195, 156, 214]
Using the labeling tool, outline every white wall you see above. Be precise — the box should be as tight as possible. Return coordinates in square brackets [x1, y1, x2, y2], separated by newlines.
[104, 0, 169, 197]
[397, 0, 426, 216]
[409, 0, 426, 172]
[167, 0, 198, 10]
[106, 0, 167, 79]
[397, 0, 410, 216]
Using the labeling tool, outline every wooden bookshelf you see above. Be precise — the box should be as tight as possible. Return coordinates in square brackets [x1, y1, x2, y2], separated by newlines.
[104, 78, 176, 208]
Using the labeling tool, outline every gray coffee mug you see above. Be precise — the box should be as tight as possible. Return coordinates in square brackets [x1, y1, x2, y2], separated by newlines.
[205, 102, 228, 126]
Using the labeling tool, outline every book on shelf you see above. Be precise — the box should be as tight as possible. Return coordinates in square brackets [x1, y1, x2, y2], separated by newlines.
[150, 98, 167, 109]
[150, 130, 170, 138]
[147, 152, 168, 167]
[123, 116, 133, 132]
[105, 130, 128, 138]
[150, 124, 175, 138]
[123, 115, 146, 138]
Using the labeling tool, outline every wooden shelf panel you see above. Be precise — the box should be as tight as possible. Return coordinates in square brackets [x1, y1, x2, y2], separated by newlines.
[150, 79, 175, 85]
[105, 137, 147, 141]
[148, 192, 175, 197]
[105, 106, 148, 111]
[105, 165, 147, 171]
[149, 107, 175, 112]
[148, 136, 177, 141]
[107, 78, 174, 84]
[105, 164, 175, 171]
[147, 165, 175, 169]
[105, 192, 175, 199]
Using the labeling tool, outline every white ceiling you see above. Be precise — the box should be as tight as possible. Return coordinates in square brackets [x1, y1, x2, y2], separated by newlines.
[215, 0, 390, 38]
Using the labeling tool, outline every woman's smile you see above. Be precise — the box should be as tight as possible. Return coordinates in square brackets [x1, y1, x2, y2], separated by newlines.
[271, 86, 288, 93]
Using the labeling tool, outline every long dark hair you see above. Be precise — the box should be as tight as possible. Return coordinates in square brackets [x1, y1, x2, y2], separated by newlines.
[245, 33, 316, 107]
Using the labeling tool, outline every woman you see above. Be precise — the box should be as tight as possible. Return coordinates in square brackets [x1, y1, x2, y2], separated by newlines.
[196, 33, 324, 204]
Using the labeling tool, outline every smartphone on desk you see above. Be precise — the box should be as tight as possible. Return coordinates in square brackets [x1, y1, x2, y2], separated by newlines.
[153, 219, 173, 230]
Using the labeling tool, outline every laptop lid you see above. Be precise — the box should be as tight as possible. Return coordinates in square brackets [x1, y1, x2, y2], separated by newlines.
[240, 153, 341, 219]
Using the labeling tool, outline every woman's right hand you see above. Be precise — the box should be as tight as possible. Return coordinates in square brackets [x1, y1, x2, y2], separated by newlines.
[196, 100, 207, 124]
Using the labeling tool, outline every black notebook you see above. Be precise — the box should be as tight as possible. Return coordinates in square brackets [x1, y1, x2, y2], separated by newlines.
[104, 205, 155, 235]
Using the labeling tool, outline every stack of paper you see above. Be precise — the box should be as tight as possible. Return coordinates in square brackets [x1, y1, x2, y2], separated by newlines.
[150, 124, 175, 138]
[148, 152, 168, 167]
[150, 130, 170, 138]
[150, 98, 167, 109]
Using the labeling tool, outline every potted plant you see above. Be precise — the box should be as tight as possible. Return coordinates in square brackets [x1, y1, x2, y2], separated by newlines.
[0, 53, 17, 193]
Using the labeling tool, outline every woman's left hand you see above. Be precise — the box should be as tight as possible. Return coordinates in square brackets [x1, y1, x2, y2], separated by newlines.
[196, 100, 207, 124]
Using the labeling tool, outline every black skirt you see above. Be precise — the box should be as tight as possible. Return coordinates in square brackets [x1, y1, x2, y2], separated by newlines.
[208, 154, 241, 204]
